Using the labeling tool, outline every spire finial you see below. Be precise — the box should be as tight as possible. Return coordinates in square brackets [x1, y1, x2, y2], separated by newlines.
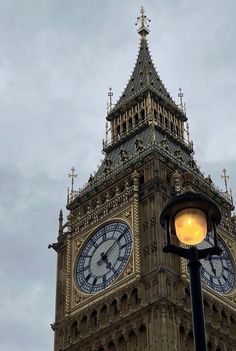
[221, 168, 229, 193]
[135, 7, 151, 38]
[107, 86, 113, 112]
[178, 87, 186, 114]
[68, 167, 77, 193]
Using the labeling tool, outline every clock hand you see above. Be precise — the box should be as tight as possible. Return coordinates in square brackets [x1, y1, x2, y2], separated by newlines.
[209, 256, 228, 260]
[209, 257, 217, 276]
[97, 252, 112, 269]
[105, 240, 118, 257]
[97, 252, 107, 266]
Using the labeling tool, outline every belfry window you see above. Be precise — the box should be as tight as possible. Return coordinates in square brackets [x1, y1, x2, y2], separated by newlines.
[117, 125, 121, 138]
[154, 109, 158, 121]
[160, 114, 163, 124]
[176, 126, 179, 137]
[140, 109, 145, 121]
[165, 118, 169, 128]
[128, 118, 133, 129]
[122, 121, 127, 134]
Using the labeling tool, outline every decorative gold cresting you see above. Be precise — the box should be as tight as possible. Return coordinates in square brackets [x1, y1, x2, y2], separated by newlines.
[135, 7, 151, 37]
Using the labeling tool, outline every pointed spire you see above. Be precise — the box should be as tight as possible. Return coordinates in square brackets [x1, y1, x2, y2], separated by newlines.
[107, 9, 184, 120]
[135, 7, 151, 38]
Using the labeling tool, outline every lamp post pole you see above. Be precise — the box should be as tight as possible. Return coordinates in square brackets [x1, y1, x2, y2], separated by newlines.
[188, 247, 207, 351]
[163, 244, 222, 351]
[160, 190, 222, 351]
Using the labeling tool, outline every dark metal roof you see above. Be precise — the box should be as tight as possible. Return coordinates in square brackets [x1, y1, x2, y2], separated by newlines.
[95, 125, 193, 179]
[112, 37, 176, 111]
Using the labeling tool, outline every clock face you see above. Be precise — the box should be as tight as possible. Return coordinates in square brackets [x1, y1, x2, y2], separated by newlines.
[76, 221, 132, 293]
[198, 232, 235, 294]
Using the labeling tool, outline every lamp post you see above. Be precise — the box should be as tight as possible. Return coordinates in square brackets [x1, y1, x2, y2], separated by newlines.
[160, 191, 222, 351]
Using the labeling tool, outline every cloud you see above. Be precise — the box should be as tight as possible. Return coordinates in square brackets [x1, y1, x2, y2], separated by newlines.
[0, 1, 235, 350]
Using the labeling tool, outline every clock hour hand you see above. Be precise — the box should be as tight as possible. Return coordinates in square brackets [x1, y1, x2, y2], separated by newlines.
[97, 252, 112, 269]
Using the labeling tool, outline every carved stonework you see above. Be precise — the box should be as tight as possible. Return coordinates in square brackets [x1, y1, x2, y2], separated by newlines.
[54, 10, 236, 351]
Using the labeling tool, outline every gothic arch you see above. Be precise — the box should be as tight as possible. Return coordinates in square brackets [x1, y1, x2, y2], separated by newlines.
[107, 341, 116, 351]
[120, 293, 129, 314]
[110, 299, 119, 317]
[131, 287, 140, 306]
[100, 304, 108, 322]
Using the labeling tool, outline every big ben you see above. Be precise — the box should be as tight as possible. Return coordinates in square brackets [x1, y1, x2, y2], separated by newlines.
[51, 8, 236, 351]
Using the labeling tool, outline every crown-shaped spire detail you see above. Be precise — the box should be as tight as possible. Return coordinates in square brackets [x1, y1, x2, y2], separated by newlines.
[135, 7, 151, 38]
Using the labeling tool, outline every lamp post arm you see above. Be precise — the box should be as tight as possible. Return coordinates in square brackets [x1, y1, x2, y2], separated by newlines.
[163, 244, 191, 260]
[198, 246, 223, 260]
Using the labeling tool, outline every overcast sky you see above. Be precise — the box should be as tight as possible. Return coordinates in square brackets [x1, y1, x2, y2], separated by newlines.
[0, 1, 235, 350]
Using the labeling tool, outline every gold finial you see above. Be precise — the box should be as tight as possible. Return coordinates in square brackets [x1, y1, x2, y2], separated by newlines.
[135, 7, 151, 37]
[221, 168, 229, 193]
[178, 87, 183, 106]
[68, 167, 77, 193]
[178, 87, 186, 114]
[107, 86, 113, 112]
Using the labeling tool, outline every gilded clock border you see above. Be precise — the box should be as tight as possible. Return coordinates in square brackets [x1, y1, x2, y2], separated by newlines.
[180, 231, 236, 304]
[70, 203, 139, 310]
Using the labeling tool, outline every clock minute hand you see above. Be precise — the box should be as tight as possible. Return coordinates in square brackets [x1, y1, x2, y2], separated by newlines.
[105, 241, 117, 257]
[209, 258, 217, 276]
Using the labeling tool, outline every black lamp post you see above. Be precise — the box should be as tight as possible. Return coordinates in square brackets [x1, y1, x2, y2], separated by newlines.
[160, 191, 222, 351]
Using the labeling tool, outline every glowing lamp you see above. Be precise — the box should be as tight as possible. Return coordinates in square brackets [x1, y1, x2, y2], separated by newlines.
[174, 208, 207, 245]
[160, 191, 221, 247]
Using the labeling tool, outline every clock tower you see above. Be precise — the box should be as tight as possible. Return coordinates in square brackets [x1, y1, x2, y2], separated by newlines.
[51, 8, 236, 351]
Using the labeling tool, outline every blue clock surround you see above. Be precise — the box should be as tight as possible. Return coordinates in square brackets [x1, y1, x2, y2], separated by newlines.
[75, 221, 132, 294]
[199, 232, 235, 294]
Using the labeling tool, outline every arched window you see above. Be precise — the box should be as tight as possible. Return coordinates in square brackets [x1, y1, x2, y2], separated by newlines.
[131, 288, 140, 305]
[122, 121, 127, 134]
[134, 113, 139, 125]
[81, 315, 87, 333]
[154, 109, 158, 121]
[117, 125, 121, 138]
[165, 118, 169, 128]
[120, 293, 128, 314]
[108, 341, 116, 351]
[176, 126, 179, 137]
[128, 118, 133, 129]
[71, 320, 79, 337]
[100, 305, 108, 322]
[111, 299, 118, 316]
[118, 336, 126, 351]
[90, 310, 98, 327]
[160, 114, 163, 124]
[140, 109, 145, 121]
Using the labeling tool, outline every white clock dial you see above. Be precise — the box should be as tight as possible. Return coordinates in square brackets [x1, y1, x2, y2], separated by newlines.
[198, 232, 235, 294]
[76, 221, 132, 293]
